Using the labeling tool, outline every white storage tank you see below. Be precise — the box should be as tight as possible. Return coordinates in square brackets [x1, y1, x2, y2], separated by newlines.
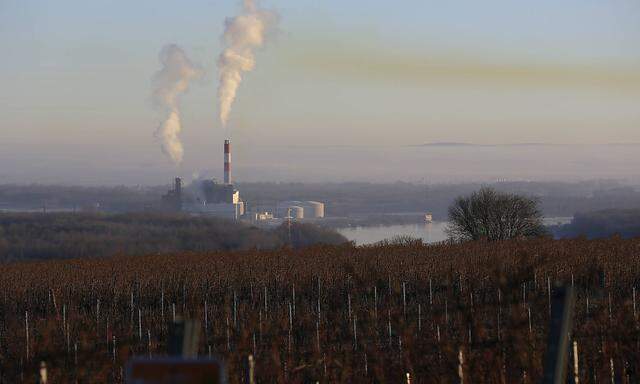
[288, 206, 304, 219]
[305, 201, 325, 218]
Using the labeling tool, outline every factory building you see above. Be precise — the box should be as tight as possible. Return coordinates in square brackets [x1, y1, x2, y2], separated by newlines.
[161, 177, 183, 212]
[163, 140, 245, 220]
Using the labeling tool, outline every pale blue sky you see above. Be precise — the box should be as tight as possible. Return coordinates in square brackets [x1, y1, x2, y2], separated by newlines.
[1, 0, 639, 184]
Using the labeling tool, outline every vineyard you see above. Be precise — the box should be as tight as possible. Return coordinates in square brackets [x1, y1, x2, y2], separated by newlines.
[1, 237, 640, 383]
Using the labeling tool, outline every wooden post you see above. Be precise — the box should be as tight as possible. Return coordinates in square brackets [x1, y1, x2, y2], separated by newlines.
[38, 361, 47, 384]
[248, 355, 256, 384]
[25, 311, 29, 360]
[573, 340, 579, 384]
[458, 348, 464, 384]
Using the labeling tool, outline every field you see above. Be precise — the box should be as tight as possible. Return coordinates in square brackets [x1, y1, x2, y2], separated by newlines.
[1, 237, 640, 383]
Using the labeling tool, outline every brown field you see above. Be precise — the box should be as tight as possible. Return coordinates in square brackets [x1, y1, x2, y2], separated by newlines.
[1, 237, 640, 383]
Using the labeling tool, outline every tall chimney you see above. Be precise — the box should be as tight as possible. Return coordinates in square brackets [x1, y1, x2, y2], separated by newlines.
[224, 139, 231, 184]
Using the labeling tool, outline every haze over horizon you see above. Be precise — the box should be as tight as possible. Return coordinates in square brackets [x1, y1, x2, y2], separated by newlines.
[1, 0, 639, 185]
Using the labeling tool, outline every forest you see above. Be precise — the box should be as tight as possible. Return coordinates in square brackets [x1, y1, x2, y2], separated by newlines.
[0, 237, 639, 382]
[0, 212, 347, 262]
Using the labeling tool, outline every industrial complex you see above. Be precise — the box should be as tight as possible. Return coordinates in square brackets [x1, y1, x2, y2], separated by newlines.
[162, 139, 325, 222]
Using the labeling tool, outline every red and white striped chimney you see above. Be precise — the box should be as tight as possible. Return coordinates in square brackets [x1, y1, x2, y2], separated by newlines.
[224, 139, 231, 184]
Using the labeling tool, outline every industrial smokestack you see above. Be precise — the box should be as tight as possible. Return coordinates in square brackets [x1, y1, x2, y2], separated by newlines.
[224, 139, 231, 184]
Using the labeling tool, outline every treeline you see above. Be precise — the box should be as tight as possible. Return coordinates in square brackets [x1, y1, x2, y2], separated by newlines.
[553, 209, 640, 239]
[0, 212, 347, 262]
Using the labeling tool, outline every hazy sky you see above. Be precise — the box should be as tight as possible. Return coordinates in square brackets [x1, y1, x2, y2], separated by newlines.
[1, 0, 639, 184]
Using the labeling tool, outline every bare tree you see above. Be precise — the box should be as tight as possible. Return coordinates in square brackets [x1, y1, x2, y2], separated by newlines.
[446, 187, 547, 241]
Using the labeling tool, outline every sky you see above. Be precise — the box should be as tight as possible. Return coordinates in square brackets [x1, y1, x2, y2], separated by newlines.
[1, 0, 639, 184]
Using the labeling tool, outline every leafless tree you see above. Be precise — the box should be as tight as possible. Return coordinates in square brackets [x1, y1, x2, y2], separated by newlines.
[446, 187, 547, 241]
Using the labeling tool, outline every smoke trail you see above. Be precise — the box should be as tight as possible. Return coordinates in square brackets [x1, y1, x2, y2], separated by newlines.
[217, 0, 276, 126]
[152, 44, 202, 164]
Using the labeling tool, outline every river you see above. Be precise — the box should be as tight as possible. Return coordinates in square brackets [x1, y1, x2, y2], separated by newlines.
[337, 217, 572, 245]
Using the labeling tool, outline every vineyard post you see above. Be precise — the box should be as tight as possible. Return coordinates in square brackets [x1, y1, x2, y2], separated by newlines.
[147, 329, 151, 357]
[572, 340, 579, 384]
[130, 291, 134, 330]
[138, 309, 142, 341]
[263, 286, 268, 316]
[233, 290, 238, 328]
[160, 286, 164, 332]
[248, 354, 255, 384]
[348, 293, 352, 322]
[429, 278, 433, 306]
[62, 304, 66, 339]
[352, 315, 357, 350]
[418, 303, 422, 333]
[402, 282, 407, 319]
[364, 352, 368, 374]
[96, 298, 100, 338]
[445, 299, 448, 324]
[226, 314, 230, 351]
[38, 361, 47, 384]
[204, 300, 208, 337]
[387, 309, 392, 348]
[292, 284, 296, 316]
[586, 296, 589, 316]
[458, 348, 465, 384]
[633, 287, 637, 319]
[288, 301, 293, 353]
[571, 273, 574, 288]
[498, 289, 502, 340]
[610, 359, 614, 384]
[374, 286, 378, 320]
[317, 277, 321, 322]
[172, 303, 176, 323]
[25, 311, 29, 360]
[547, 276, 552, 315]
[259, 310, 263, 344]
[112, 335, 116, 363]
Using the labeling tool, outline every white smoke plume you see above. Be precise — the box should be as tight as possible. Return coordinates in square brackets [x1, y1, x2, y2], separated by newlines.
[152, 44, 202, 164]
[217, 0, 277, 126]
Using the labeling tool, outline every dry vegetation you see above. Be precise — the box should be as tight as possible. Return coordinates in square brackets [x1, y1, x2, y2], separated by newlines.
[1, 238, 640, 383]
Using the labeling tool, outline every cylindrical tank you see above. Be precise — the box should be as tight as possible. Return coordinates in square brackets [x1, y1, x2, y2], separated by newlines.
[305, 201, 325, 218]
[288, 206, 304, 219]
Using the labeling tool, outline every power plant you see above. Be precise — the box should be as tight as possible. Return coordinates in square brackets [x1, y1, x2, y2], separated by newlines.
[161, 139, 324, 222]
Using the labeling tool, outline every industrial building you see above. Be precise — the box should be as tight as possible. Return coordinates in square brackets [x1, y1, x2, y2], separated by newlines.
[161, 139, 327, 222]
[161, 177, 183, 212]
[162, 140, 245, 220]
